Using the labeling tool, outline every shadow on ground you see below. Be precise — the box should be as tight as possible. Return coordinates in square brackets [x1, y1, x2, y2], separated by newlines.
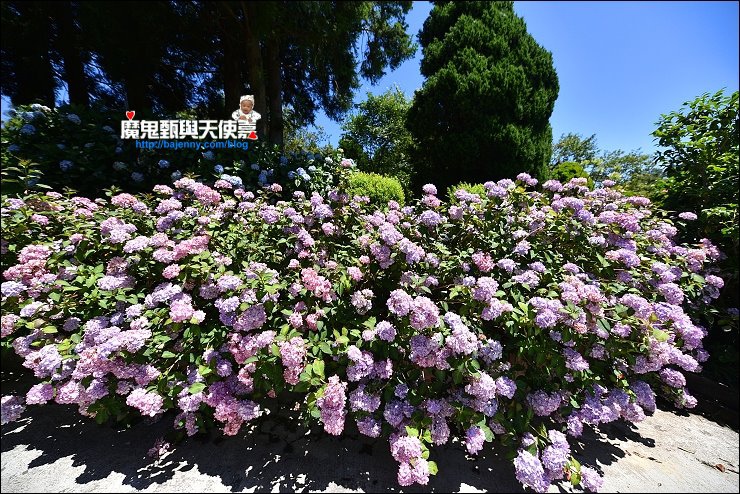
[1, 364, 734, 493]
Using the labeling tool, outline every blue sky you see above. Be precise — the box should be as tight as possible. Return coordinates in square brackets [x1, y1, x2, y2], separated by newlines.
[313, 0, 739, 155]
[3, 1, 738, 157]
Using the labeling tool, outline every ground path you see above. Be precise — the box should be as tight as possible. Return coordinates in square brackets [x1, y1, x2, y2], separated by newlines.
[1, 368, 738, 493]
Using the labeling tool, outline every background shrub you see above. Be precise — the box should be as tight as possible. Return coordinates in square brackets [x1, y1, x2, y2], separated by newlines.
[446, 182, 486, 203]
[548, 161, 594, 188]
[345, 171, 405, 205]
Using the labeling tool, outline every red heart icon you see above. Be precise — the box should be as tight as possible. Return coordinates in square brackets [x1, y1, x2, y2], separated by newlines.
[126, 111, 135, 120]
[248, 131, 257, 139]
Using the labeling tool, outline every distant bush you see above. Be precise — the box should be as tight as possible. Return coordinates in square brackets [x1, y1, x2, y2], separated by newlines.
[346, 172, 405, 205]
[549, 161, 594, 188]
[446, 182, 486, 203]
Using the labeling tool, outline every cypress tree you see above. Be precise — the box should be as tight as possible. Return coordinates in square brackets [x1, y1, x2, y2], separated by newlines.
[407, 1, 559, 195]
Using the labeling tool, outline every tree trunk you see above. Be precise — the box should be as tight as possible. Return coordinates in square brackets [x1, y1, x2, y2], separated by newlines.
[54, 1, 90, 107]
[13, 2, 56, 107]
[217, 2, 242, 119]
[265, 37, 283, 149]
[242, 1, 267, 139]
[124, 72, 148, 112]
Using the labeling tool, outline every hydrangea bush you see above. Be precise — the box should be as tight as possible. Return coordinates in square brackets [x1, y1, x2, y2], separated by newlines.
[0, 165, 729, 492]
[1, 104, 340, 197]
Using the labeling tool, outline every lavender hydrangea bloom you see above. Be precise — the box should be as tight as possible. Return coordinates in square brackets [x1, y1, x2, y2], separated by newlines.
[419, 210, 443, 227]
[356, 416, 381, 437]
[541, 443, 569, 478]
[705, 275, 724, 288]
[514, 450, 549, 493]
[512, 270, 540, 286]
[479, 339, 503, 364]
[527, 390, 562, 416]
[348, 385, 381, 412]
[465, 426, 486, 455]
[564, 348, 589, 371]
[233, 304, 266, 331]
[473, 277, 499, 302]
[1, 395, 26, 424]
[409, 296, 439, 330]
[387, 289, 413, 316]
[495, 376, 517, 399]
[658, 282, 684, 305]
[659, 368, 686, 388]
[580, 466, 604, 492]
[535, 310, 558, 328]
[383, 399, 414, 428]
[1, 281, 25, 298]
[376, 321, 397, 342]
[26, 383, 54, 404]
[497, 258, 517, 273]
[445, 313, 478, 355]
[605, 248, 641, 268]
[317, 376, 347, 435]
[481, 299, 513, 320]
[126, 388, 164, 417]
[351, 289, 374, 315]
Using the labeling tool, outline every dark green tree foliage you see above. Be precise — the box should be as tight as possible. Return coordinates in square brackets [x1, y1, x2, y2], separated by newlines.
[1, 1, 212, 114]
[78, 1, 210, 115]
[407, 1, 558, 196]
[338, 86, 414, 196]
[246, 1, 417, 147]
[1, 1, 415, 148]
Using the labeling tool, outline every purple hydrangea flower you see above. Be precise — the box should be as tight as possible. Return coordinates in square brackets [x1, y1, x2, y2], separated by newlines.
[527, 390, 562, 416]
[514, 450, 549, 492]
[387, 289, 413, 316]
[1, 395, 26, 424]
[580, 466, 604, 492]
[409, 296, 439, 330]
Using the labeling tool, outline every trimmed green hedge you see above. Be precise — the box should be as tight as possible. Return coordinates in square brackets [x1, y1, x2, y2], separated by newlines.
[346, 171, 405, 205]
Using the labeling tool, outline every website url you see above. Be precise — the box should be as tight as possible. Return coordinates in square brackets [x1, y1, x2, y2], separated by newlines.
[135, 140, 250, 150]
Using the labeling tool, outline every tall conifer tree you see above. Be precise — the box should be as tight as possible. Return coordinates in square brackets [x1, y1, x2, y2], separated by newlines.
[407, 1, 559, 194]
